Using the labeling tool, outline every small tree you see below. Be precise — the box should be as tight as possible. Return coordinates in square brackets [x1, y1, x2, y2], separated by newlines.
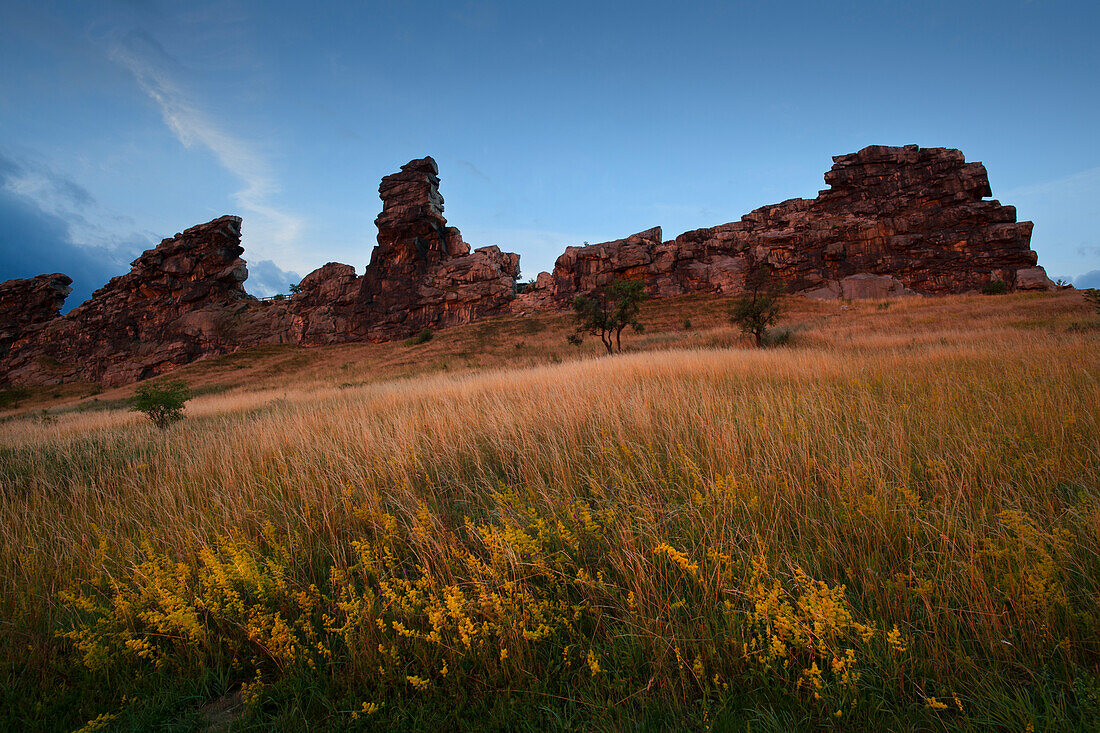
[288, 282, 302, 294]
[730, 262, 783, 347]
[130, 380, 191, 430]
[570, 279, 647, 354]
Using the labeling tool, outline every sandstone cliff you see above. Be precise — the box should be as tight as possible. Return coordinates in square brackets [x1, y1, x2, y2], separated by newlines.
[357, 157, 519, 339]
[516, 144, 1050, 308]
[0, 145, 1053, 387]
[240, 156, 520, 346]
[0, 273, 72, 358]
[2, 216, 249, 385]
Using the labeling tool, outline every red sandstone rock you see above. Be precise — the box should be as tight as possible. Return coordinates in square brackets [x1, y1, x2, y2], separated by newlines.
[0, 146, 1055, 387]
[1, 216, 249, 385]
[357, 156, 518, 339]
[1013, 267, 1056, 291]
[803, 273, 920, 301]
[0, 273, 72, 360]
[527, 145, 1044, 304]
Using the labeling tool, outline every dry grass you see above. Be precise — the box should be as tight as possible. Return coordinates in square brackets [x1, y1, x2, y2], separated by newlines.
[1, 291, 1098, 730]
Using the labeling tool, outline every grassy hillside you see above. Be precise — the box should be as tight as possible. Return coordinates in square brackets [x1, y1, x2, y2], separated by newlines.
[2, 292, 1098, 731]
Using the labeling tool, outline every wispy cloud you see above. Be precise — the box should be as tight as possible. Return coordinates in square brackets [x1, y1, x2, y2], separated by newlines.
[1002, 165, 1100, 201]
[110, 30, 303, 265]
[455, 159, 492, 182]
[0, 151, 95, 210]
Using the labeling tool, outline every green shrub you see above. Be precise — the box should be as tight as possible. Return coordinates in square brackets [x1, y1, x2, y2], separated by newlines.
[129, 380, 190, 430]
[730, 262, 783, 347]
[570, 279, 647, 354]
[981, 279, 1008, 295]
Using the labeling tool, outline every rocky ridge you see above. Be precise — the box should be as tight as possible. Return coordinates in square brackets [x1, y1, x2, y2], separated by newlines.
[515, 145, 1049, 309]
[0, 145, 1053, 387]
[1, 216, 250, 384]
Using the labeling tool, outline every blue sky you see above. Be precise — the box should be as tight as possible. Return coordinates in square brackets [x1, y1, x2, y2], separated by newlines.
[1, 0, 1098, 308]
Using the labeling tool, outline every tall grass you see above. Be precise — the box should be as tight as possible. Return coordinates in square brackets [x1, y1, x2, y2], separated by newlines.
[1, 294, 1098, 730]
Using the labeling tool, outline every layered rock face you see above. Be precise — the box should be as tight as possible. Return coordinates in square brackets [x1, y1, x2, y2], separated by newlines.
[1, 216, 250, 385]
[519, 145, 1048, 306]
[0, 158, 521, 385]
[242, 157, 520, 344]
[0, 274, 72, 359]
[357, 157, 519, 338]
[0, 146, 1053, 387]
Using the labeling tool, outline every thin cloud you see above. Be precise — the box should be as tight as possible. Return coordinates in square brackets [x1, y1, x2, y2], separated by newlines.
[1002, 165, 1100, 201]
[456, 159, 492, 182]
[0, 151, 95, 210]
[110, 30, 303, 264]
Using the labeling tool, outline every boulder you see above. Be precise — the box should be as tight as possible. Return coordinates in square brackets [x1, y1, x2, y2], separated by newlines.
[1014, 266, 1056, 291]
[802, 274, 919, 300]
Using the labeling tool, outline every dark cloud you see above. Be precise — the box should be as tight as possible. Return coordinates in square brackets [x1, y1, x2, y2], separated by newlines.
[1075, 270, 1100, 289]
[244, 259, 301, 298]
[0, 187, 139, 311]
[0, 150, 154, 311]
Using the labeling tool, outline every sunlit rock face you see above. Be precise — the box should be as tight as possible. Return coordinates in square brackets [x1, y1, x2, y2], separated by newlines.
[0, 146, 1052, 387]
[0, 216, 251, 385]
[0, 273, 71, 358]
[357, 156, 519, 339]
[517, 145, 1048, 308]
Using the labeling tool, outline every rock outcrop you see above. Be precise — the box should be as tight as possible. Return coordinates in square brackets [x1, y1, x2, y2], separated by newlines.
[1, 216, 250, 385]
[518, 145, 1048, 307]
[0, 274, 72, 359]
[357, 157, 519, 338]
[0, 146, 1054, 387]
[242, 156, 521, 345]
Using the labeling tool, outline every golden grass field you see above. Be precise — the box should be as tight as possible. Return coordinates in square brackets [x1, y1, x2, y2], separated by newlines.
[1, 291, 1098, 731]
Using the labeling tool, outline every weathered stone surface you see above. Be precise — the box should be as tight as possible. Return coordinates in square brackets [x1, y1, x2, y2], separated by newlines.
[1, 216, 250, 385]
[0, 146, 1053, 387]
[0, 274, 72, 359]
[524, 145, 1041, 304]
[357, 156, 518, 339]
[0, 158, 523, 385]
[1013, 267, 1056, 291]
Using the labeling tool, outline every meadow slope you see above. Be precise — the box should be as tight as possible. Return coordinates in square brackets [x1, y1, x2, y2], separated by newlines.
[1, 292, 1098, 731]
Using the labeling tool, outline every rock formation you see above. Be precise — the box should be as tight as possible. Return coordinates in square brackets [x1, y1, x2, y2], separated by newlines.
[357, 157, 519, 338]
[1, 216, 250, 385]
[0, 145, 1054, 387]
[0, 158, 520, 385]
[0, 274, 72, 358]
[246, 156, 521, 345]
[517, 145, 1049, 307]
